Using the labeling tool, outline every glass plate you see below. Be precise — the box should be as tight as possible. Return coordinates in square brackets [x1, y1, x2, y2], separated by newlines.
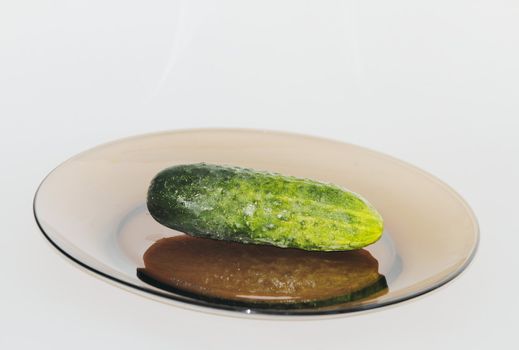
[33, 129, 478, 317]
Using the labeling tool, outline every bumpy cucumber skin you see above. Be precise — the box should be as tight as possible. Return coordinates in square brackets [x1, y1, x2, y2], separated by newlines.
[147, 163, 383, 251]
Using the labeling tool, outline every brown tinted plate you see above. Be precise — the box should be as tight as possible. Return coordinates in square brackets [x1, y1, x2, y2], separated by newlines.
[33, 129, 479, 317]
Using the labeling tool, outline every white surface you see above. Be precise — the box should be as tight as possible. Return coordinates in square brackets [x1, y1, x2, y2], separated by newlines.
[0, 1, 518, 349]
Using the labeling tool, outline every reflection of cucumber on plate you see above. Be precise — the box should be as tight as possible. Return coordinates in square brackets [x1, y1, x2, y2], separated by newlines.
[137, 236, 388, 309]
[147, 163, 383, 251]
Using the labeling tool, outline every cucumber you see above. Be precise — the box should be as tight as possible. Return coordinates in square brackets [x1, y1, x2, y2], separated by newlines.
[147, 163, 383, 251]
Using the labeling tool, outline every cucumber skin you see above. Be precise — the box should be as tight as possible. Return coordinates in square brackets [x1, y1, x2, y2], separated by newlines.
[147, 163, 383, 251]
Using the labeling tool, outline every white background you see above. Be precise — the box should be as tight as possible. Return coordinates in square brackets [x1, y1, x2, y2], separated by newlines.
[1, 1, 518, 349]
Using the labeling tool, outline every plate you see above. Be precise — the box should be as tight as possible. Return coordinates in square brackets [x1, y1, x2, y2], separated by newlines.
[34, 129, 478, 317]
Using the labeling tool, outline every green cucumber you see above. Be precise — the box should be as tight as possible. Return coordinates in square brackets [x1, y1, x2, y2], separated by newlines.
[147, 163, 383, 251]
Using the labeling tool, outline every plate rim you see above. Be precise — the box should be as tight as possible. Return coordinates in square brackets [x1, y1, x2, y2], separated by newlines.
[33, 127, 480, 317]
